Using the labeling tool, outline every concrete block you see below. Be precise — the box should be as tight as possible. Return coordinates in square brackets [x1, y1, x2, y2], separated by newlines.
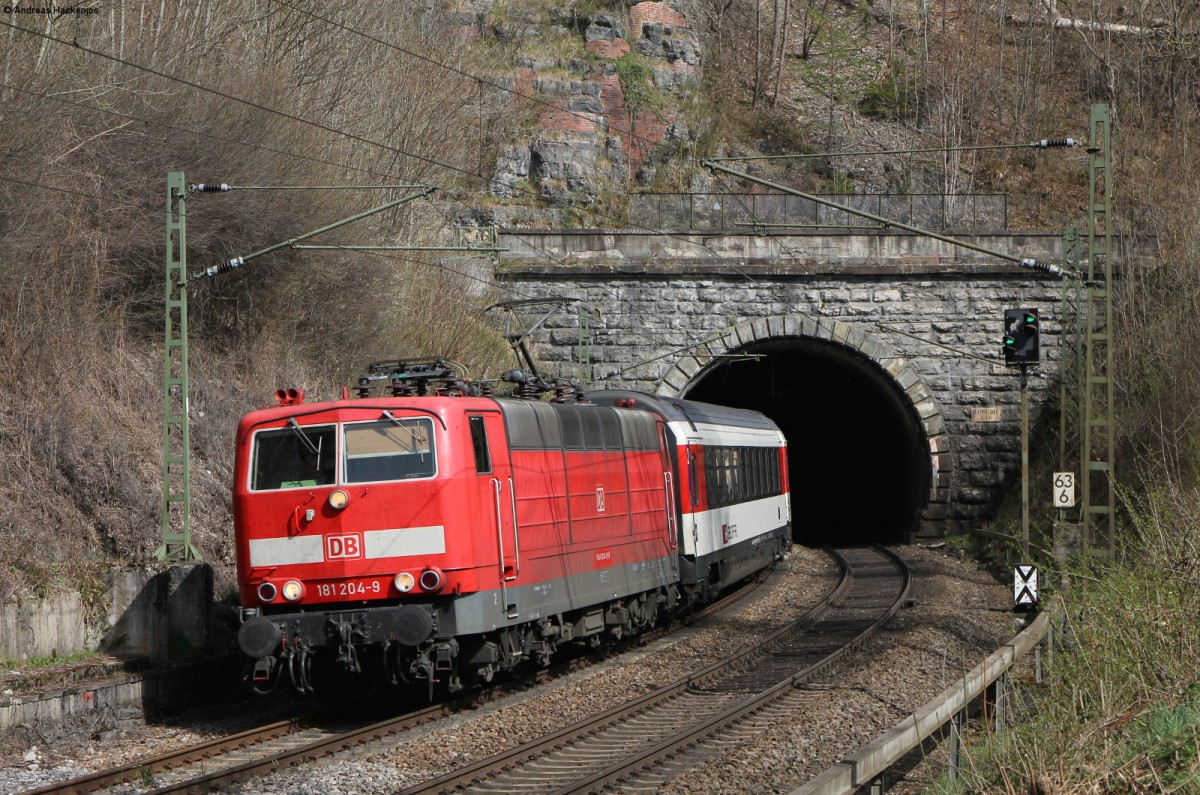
[167, 564, 213, 656]
[0, 593, 89, 662]
[105, 568, 169, 663]
[104, 564, 213, 664]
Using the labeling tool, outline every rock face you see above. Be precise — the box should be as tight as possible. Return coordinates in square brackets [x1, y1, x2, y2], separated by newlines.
[585, 14, 626, 43]
[471, 1, 702, 221]
[635, 22, 699, 69]
[489, 145, 531, 199]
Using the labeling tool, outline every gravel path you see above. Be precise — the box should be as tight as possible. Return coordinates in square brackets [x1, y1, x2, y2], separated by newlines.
[0, 545, 1018, 795]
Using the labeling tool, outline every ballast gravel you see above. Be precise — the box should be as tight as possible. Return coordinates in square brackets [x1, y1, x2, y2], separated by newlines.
[0, 545, 1020, 795]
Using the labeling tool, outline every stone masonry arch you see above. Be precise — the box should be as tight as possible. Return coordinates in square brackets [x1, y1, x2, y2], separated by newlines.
[492, 227, 1083, 538]
[653, 314, 950, 539]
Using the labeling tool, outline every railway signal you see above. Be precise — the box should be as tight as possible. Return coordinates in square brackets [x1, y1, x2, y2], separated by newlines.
[1002, 308, 1039, 366]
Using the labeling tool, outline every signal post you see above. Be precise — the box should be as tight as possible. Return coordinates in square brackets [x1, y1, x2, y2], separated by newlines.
[1003, 309, 1039, 608]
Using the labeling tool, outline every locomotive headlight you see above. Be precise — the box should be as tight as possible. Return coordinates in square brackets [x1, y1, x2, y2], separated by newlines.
[281, 579, 304, 602]
[328, 489, 349, 510]
[419, 567, 444, 592]
[393, 572, 416, 593]
[256, 582, 278, 603]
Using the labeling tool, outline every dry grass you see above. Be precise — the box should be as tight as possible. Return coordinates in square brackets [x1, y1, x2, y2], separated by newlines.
[930, 471, 1200, 793]
[0, 1, 514, 600]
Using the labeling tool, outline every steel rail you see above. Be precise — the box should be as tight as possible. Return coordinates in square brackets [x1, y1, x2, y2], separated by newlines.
[20, 573, 769, 795]
[400, 547, 897, 795]
[16, 718, 305, 795]
[554, 546, 910, 794]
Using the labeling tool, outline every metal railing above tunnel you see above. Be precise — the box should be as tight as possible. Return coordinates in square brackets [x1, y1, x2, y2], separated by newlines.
[628, 192, 1008, 232]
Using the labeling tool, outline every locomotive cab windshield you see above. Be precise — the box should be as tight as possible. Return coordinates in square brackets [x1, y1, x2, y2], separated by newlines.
[249, 416, 437, 490]
[344, 417, 435, 482]
[251, 423, 336, 490]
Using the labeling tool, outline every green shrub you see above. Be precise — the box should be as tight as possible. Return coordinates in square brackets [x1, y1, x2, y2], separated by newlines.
[858, 59, 923, 121]
[615, 52, 668, 122]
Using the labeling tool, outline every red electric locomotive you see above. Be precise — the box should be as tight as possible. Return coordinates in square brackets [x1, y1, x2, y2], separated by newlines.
[234, 360, 791, 695]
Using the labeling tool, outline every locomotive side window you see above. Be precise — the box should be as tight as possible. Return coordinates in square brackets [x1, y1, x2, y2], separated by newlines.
[344, 418, 436, 483]
[251, 424, 336, 490]
[469, 415, 491, 473]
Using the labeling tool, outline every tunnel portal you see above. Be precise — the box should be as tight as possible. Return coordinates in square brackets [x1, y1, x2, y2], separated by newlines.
[681, 338, 931, 546]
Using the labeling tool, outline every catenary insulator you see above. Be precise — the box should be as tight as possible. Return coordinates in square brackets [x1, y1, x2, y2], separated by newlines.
[203, 256, 245, 278]
[1035, 138, 1075, 148]
[1019, 257, 1065, 277]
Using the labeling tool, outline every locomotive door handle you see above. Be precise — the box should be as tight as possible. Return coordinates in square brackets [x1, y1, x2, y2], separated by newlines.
[491, 478, 517, 583]
[491, 477, 506, 572]
[508, 477, 520, 577]
[491, 478, 511, 612]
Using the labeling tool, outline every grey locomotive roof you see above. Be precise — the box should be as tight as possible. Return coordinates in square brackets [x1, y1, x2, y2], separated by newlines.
[583, 389, 779, 433]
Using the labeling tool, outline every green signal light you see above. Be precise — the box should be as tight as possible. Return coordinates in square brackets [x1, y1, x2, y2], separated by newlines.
[1004, 336, 1016, 346]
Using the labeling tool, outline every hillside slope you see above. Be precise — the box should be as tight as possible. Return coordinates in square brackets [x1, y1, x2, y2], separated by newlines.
[1, 0, 1198, 611]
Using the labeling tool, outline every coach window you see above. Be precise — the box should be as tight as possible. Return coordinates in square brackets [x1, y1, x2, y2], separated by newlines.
[344, 418, 436, 482]
[727, 448, 739, 502]
[469, 416, 491, 473]
[688, 449, 699, 507]
[703, 447, 718, 505]
[750, 451, 757, 498]
[754, 448, 764, 497]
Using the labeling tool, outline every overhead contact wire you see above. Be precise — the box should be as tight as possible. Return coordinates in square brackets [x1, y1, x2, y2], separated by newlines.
[1, 17, 754, 348]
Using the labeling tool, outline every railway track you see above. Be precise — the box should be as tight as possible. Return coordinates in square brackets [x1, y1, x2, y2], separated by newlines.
[17, 569, 771, 795]
[399, 545, 908, 795]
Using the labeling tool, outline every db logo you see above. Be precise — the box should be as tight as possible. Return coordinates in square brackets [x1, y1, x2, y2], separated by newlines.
[325, 533, 362, 560]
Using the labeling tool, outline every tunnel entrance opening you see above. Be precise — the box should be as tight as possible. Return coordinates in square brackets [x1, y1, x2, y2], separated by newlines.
[682, 338, 930, 546]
